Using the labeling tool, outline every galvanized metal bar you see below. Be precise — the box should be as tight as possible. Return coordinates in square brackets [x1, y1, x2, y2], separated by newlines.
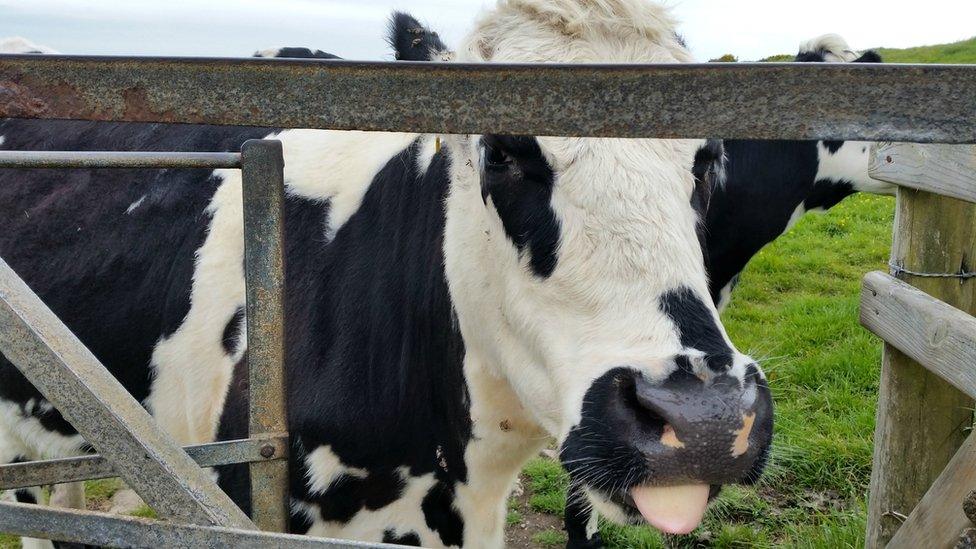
[0, 435, 288, 491]
[2, 55, 976, 143]
[0, 257, 255, 530]
[241, 139, 290, 532]
[0, 150, 241, 169]
[0, 502, 402, 549]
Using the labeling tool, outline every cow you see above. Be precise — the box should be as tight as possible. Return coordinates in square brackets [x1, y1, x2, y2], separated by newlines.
[364, 22, 890, 547]
[559, 34, 892, 548]
[705, 34, 892, 310]
[0, 2, 774, 548]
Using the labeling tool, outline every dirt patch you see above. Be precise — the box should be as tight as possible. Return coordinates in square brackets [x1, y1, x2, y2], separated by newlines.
[505, 474, 567, 548]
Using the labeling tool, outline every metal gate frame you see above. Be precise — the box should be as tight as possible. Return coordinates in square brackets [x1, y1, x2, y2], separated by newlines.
[0, 54, 975, 547]
[0, 141, 336, 545]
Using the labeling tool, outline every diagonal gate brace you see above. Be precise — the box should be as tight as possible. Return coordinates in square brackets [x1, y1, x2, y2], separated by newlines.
[0, 257, 255, 530]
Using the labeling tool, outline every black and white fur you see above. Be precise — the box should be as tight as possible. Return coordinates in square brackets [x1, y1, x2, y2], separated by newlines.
[1, 3, 774, 548]
[705, 34, 891, 310]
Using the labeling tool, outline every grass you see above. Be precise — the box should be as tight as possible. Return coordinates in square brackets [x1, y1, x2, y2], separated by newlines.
[759, 35, 976, 64]
[877, 36, 976, 64]
[514, 193, 897, 547]
[0, 478, 150, 549]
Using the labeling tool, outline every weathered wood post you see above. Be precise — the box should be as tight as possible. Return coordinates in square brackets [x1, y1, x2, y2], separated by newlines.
[865, 143, 976, 548]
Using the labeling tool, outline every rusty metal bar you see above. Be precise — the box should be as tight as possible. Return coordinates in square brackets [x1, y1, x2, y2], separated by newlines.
[0, 150, 241, 169]
[0, 435, 288, 491]
[0, 502, 403, 549]
[241, 139, 290, 532]
[2, 55, 976, 143]
[0, 257, 255, 530]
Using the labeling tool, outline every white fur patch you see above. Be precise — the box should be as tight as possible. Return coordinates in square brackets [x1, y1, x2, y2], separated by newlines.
[300, 468, 443, 546]
[716, 280, 734, 313]
[0, 400, 86, 460]
[276, 129, 418, 239]
[254, 48, 284, 58]
[125, 195, 147, 215]
[305, 445, 369, 495]
[0, 398, 86, 548]
[799, 34, 859, 62]
[816, 141, 895, 195]
[454, 360, 548, 546]
[0, 136, 6, 147]
[415, 135, 441, 175]
[145, 166, 249, 445]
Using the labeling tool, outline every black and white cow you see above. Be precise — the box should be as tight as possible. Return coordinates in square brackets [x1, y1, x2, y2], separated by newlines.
[705, 34, 892, 310]
[0, 2, 774, 547]
[559, 34, 893, 548]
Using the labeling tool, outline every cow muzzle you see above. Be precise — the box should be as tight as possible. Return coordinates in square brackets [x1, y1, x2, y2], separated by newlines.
[560, 358, 773, 534]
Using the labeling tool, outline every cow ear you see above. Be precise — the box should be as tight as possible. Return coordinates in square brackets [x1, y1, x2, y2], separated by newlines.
[854, 51, 883, 63]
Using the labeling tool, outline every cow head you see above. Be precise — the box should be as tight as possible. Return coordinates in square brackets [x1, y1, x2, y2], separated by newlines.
[796, 34, 896, 199]
[441, 0, 772, 534]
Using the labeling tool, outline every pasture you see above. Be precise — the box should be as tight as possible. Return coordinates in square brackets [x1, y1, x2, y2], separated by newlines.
[0, 35, 972, 549]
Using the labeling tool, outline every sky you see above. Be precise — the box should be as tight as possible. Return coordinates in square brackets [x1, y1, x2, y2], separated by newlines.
[1, 0, 974, 62]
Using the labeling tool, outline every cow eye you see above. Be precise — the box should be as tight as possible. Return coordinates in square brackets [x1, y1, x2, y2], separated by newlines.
[484, 143, 513, 170]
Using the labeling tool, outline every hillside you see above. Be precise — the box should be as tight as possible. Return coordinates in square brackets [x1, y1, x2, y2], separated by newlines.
[759, 35, 976, 63]
[876, 36, 976, 63]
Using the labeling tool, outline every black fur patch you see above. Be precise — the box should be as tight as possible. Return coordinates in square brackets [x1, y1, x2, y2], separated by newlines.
[259, 47, 340, 59]
[659, 287, 732, 360]
[703, 139, 820, 304]
[217, 140, 472, 534]
[421, 482, 464, 547]
[0, 119, 271, 438]
[691, 139, 726, 217]
[805, 180, 855, 211]
[14, 489, 37, 505]
[822, 140, 844, 154]
[855, 51, 883, 63]
[388, 12, 448, 61]
[383, 529, 422, 546]
[317, 470, 405, 523]
[565, 484, 603, 549]
[221, 307, 245, 356]
[481, 135, 560, 278]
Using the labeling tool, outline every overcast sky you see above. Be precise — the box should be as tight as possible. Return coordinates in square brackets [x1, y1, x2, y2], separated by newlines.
[2, 0, 974, 62]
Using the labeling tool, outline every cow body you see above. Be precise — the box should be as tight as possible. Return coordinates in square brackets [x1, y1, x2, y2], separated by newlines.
[704, 36, 892, 310]
[1, 3, 775, 548]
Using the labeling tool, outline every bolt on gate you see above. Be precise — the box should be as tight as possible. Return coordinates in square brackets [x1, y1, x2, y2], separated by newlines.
[0, 54, 974, 547]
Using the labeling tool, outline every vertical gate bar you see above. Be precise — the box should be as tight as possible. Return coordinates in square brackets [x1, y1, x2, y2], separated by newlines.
[0, 259, 255, 529]
[241, 139, 290, 532]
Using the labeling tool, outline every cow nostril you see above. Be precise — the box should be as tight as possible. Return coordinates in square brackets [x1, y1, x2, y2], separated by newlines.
[617, 373, 667, 431]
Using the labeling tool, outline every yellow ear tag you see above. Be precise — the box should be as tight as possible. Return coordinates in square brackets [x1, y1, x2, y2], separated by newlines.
[435, 136, 442, 154]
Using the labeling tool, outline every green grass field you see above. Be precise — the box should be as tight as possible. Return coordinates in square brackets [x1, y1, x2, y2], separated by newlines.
[877, 36, 976, 63]
[1, 37, 971, 549]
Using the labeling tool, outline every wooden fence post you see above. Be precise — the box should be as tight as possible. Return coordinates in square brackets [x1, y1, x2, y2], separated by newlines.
[865, 145, 976, 548]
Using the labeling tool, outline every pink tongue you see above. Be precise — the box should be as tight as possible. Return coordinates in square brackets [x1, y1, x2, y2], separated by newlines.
[630, 484, 710, 535]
